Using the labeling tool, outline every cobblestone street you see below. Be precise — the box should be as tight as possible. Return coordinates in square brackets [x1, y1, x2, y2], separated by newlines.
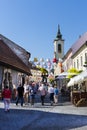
[0, 99, 87, 130]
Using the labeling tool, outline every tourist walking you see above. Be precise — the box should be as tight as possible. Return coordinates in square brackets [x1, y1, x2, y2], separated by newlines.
[23, 82, 29, 105]
[48, 84, 54, 105]
[16, 82, 24, 106]
[2, 85, 12, 112]
[54, 85, 59, 104]
[38, 83, 47, 105]
[29, 82, 36, 106]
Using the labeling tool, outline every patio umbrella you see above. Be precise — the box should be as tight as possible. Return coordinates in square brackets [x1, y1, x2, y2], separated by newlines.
[67, 70, 87, 87]
[56, 75, 66, 79]
[67, 78, 75, 87]
[58, 72, 78, 76]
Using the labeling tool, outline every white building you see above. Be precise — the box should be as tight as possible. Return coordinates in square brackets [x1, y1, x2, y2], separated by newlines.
[53, 25, 64, 77]
[63, 32, 87, 71]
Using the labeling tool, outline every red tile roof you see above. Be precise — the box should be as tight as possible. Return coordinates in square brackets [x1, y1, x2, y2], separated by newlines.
[0, 40, 31, 75]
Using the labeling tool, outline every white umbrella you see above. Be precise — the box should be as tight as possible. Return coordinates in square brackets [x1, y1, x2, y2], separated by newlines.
[67, 70, 87, 87]
[67, 75, 82, 87]
[76, 70, 87, 82]
[67, 78, 75, 87]
[58, 72, 78, 76]
[56, 75, 66, 79]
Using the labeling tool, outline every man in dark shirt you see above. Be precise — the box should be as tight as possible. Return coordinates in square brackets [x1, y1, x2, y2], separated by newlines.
[16, 82, 24, 106]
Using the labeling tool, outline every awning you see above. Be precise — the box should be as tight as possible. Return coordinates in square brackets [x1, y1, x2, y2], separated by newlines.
[67, 70, 87, 87]
[67, 78, 75, 87]
[56, 71, 78, 80]
[56, 75, 66, 79]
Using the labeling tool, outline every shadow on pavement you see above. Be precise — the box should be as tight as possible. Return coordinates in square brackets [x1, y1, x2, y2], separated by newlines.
[0, 106, 87, 130]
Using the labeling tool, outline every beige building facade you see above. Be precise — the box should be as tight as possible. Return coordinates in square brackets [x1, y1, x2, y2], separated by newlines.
[29, 68, 42, 82]
[63, 32, 87, 72]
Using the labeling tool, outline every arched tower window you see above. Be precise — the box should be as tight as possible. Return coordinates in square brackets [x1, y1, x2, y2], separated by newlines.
[58, 44, 61, 53]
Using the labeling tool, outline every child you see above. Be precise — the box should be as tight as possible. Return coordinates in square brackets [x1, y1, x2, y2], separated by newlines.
[2, 86, 12, 112]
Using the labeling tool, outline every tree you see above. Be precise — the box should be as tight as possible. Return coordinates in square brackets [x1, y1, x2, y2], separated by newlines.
[67, 68, 82, 78]
[36, 66, 48, 82]
[40, 68, 48, 74]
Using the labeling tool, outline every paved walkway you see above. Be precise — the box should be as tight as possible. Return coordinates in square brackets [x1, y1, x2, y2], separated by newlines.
[0, 100, 87, 130]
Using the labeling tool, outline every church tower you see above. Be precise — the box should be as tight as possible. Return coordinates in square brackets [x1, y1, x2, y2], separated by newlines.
[53, 25, 64, 62]
[53, 25, 65, 76]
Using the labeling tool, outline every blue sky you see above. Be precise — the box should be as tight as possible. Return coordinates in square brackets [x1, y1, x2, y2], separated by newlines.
[0, 0, 87, 62]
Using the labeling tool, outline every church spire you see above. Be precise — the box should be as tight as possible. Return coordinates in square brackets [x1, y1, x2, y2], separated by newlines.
[56, 25, 62, 39]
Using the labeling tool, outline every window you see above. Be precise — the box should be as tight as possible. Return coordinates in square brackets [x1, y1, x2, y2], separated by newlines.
[77, 59, 79, 69]
[58, 44, 61, 53]
[80, 56, 83, 66]
[85, 53, 87, 62]
[74, 61, 76, 68]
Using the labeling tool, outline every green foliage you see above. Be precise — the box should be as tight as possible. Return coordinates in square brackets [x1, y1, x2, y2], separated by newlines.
[49, 79, 54, 84]
[40, 68, 48, 74]
[36, 67, 48, 74]
[67, 68, 82, 79]
[67, 75, 73, 79]
[68, 68, 79, 73]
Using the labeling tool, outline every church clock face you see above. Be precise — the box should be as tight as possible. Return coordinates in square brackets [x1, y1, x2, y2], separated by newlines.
[58, 44, 61, 53]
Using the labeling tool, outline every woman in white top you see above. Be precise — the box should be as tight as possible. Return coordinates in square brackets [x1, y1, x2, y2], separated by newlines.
[23, 82, 29, 105]
[38, 83, 47, 105]
[48, 84, 54, 105]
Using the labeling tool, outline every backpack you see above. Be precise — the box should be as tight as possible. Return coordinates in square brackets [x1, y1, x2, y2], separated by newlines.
[54, 88, 58, 95]
[30, 88, 34, 95]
